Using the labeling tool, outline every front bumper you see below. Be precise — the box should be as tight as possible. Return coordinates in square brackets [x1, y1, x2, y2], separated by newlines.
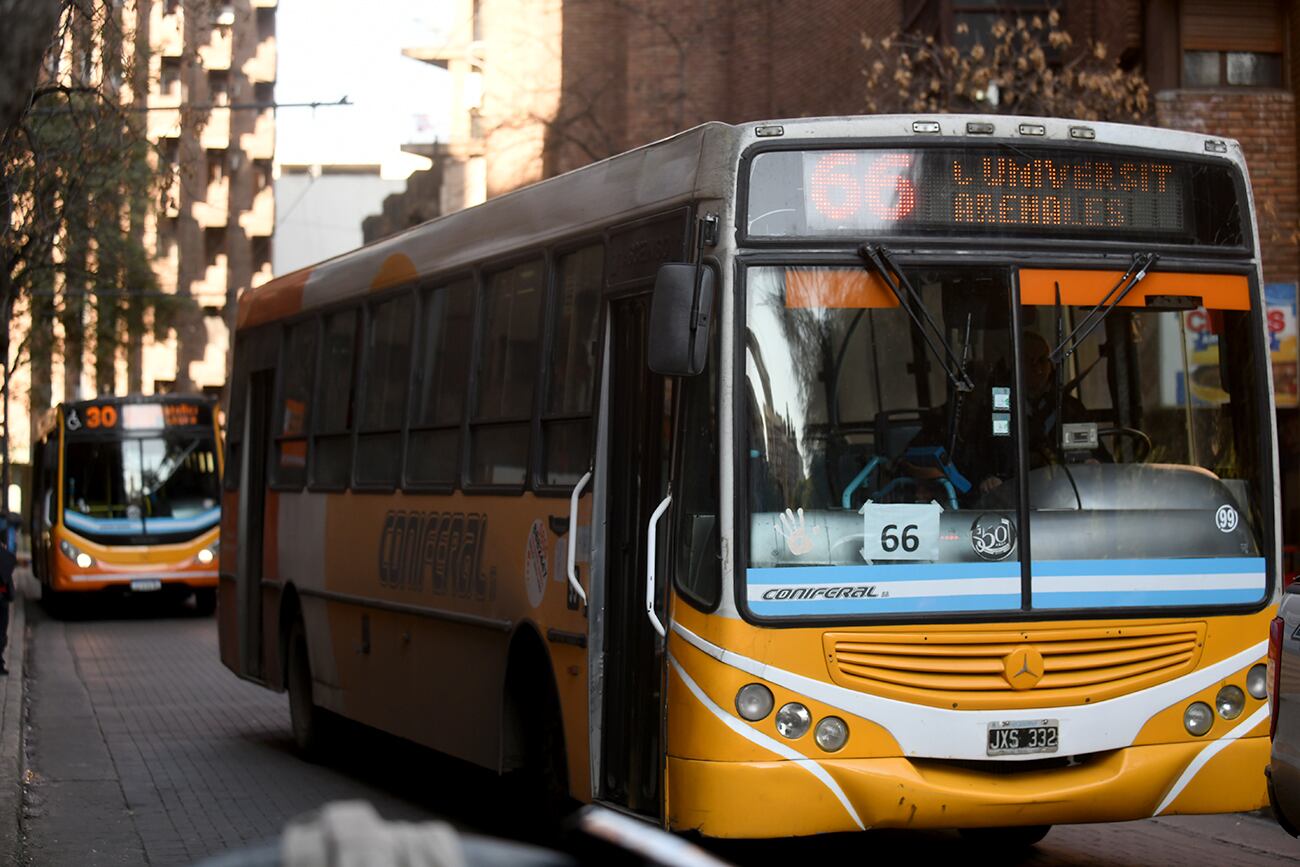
[667, 735, 1270, 838]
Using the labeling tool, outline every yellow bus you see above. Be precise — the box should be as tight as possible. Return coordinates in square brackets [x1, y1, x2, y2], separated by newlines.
[220, 115, 1277, 844]
[30, 395, 223, 613]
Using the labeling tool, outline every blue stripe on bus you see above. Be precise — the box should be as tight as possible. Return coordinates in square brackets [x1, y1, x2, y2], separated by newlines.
[1030, 557, 1265, 577]
[746, 562, 1019, 585]
[748, 594, 1023, 616]
[1032, 588, 1266, 609]
[64, 512, 144, 535]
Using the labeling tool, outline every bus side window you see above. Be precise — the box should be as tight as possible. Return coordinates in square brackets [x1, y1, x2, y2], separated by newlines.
[541, 244, 603, 488]
[311, 308, 360, 490]
[273, 319, 318, 488]
[469, 260, 544, 488]
[406, 279, 475, 488]
[356, 292, 414, 487]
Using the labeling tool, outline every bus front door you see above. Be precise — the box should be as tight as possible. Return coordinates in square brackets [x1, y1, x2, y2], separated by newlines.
[596, 292, 672, 817]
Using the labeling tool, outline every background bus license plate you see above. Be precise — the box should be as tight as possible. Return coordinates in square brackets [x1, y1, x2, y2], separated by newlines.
[987, 719, 1059, 756]
[130, 579, 162, 592]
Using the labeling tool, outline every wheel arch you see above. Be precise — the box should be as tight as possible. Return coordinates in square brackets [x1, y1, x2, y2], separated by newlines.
[500, 619, 568, 788]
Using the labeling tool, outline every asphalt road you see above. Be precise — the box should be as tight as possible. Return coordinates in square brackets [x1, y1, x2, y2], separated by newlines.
[16, 595, 1300, 866]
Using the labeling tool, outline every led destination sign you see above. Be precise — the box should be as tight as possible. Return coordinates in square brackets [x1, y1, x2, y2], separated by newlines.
[746, 147, 1244, 246]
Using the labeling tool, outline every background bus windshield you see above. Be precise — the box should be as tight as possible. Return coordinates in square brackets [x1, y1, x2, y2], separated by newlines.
[745, 265, 1267, 619]
[63, 435, 220, 540]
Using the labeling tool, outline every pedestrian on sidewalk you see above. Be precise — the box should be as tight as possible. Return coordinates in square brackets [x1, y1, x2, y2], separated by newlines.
[0, 534, 15, 675]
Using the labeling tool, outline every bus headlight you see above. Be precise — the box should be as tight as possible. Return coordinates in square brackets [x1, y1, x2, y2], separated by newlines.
[59, 539, 94, 569]
[1215, 685, 1245, 720]
[1247, 664, 1268, 700]
[814, 717, 849, 752]
[1184, 701, 1213, 736]
[197, 542, 217, 565]
[775, 702, 811, 739]
[735, 684, 773, 721]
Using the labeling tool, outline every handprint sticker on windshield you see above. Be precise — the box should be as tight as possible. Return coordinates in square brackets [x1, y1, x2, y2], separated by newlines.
[776, 507, 814, 556]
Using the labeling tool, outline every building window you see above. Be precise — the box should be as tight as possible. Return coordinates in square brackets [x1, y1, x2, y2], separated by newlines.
[469, 260, 543, 487]
[950, 0, 1059, 51]
[406, 280, 475, 487]
[1180, 0, 1283, 88]
[356, 293, 415, 487]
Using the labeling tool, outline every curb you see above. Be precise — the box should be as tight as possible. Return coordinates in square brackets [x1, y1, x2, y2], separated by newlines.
[0, 570, 29, 865]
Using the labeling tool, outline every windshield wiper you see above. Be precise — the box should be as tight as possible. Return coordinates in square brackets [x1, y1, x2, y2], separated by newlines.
[1049, 251, 1159, 364]
[858, 244, 974, 392]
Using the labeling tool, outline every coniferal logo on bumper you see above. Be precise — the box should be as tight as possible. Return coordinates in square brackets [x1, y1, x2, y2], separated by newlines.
[761, 585, 882, 601]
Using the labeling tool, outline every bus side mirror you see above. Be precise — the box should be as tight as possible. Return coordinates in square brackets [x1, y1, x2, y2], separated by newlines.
[648, 263, 713, 377]
[42, 490, 53, 528]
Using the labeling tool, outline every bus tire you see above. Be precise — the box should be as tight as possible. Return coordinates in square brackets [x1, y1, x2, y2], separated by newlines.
[959, 825, 1051, 847]
[192, 588, 217, 616]
[286, 619, 329, 759]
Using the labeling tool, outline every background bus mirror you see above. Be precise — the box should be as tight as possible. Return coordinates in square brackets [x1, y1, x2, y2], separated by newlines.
[648, 263, 713, 377]
[42, 490, 53, 527]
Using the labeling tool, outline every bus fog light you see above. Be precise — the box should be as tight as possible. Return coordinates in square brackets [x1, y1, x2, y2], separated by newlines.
[814, 717, 849, 752]
[1184, 701, 1213, 736]
[197, 547, 215, 565]
[1247, 664, 1268, 700]
[735, 684, 773, 721]
[59, 539, 94, 569]
[1215, 685, 1245, 720]
[775, 702, 811, 739]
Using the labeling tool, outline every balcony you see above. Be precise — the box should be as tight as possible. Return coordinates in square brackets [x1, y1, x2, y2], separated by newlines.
[244, 35, 276, 83]
[199, 107, 230, 150]
[198, 255, 228, 309]
[192, 180, 229, 228]
[240, 109, 274, 160]
[239, 185, 274, 237]
[198, 26, 233, 71]
[150, 7, 184, 58]
[146, 102, 181, 140]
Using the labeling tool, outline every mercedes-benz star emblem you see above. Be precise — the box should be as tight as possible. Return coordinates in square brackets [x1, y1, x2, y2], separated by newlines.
[1003, 647, 1045, 690]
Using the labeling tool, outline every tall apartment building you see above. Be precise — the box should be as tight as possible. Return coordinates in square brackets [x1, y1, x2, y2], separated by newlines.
[8, 0, 276, 467]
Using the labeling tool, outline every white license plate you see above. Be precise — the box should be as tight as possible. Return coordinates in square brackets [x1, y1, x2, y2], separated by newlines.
[130, 579, 162, 593]
[987, 719, 1059, 756]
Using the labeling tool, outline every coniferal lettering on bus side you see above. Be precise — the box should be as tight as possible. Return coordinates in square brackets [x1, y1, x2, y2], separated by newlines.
[378, 510, 488, 600]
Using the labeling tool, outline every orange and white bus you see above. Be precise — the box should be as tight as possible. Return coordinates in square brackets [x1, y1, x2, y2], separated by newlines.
[31, 395, 222, 613]
[221, 115, 1278, 844]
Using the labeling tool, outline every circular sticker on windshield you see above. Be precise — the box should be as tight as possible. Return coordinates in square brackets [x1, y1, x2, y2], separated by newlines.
[971, 514, 1017, 561]
[1215, 504, 1239, 534]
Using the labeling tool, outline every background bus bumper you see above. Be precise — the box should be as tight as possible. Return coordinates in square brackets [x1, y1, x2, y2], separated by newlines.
[667, 735, 1270, 838]
[50, 571, 219, 594]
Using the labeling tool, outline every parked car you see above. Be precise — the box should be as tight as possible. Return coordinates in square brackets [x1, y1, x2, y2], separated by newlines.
[1269, 583, 1300, 836]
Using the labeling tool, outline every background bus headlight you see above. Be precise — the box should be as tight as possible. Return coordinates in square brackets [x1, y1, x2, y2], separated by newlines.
[814, 717, 849, 752]
[1215, 685, 1245, 720]
[1184, 701, 1213, 736]
[58, 539, 93, 569]
[197, 541, 218, 565]
[735, 684, 773, 721]
[1247, 663, 1268, 700]
[775, 702, 811, 739]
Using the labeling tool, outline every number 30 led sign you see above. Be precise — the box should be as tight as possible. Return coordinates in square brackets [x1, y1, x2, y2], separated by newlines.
[745, 147, 1243, 246]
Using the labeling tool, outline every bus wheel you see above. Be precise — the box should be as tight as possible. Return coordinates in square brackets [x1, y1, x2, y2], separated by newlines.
[192, 588, 217, 616]
[959, 825, 1051, 847]
[287, 620, 329, 758]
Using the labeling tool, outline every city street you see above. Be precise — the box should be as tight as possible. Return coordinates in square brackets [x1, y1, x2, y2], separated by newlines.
[8, 585, 1297, 866]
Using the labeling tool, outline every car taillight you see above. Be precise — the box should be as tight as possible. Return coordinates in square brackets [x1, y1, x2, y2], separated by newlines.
[1269, 616, 1285, 739]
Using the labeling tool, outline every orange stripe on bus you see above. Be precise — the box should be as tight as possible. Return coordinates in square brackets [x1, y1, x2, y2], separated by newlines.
[784, 269, 900, 309]
[238, 268, 310, 329]
[1019, 270, 1250, 311]
[371, 253, 418, 292]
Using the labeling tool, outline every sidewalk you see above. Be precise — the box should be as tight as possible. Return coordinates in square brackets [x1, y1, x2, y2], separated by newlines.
[0, 568, 30, 865]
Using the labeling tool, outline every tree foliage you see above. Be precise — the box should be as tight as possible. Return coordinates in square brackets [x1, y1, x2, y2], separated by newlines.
[1, 1, 187, 413]
[862, 12, 1151, 123]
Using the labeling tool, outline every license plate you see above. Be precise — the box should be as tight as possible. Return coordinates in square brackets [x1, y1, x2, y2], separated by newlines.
[987, 719, 1059, 756]
[130, 579, 162, 593]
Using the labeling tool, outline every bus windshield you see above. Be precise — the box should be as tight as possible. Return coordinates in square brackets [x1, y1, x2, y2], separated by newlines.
[63, 434, 221, 540]
[744, 264, 1268, 619]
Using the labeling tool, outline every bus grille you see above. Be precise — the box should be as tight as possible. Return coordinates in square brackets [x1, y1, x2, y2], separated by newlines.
[824, 622, 1206, 710]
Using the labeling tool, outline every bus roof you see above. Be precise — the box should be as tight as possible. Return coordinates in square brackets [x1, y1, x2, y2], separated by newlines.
[237, 114, 1248, 331]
